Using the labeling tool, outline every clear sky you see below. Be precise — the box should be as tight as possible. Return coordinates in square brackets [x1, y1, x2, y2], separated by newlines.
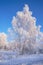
[0, 0, 43, 34]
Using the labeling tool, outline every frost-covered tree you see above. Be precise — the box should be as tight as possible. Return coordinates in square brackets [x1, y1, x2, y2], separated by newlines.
[0, 33, 8, 50]
[8, 4, 39, 54]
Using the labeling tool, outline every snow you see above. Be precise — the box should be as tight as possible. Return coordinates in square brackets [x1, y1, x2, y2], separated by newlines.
[0, 51, 43, 65]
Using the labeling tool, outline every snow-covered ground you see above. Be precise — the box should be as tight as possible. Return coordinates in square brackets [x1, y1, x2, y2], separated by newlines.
[0, 51, 43, 65]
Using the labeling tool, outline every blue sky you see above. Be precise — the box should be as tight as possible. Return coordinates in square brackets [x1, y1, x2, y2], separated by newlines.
[0, 0, 43, 34]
